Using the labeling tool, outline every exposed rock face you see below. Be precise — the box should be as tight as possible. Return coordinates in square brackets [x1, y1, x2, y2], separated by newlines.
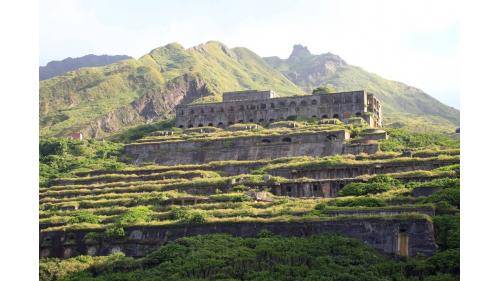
[83, 74, 212, 138]
[40, 218, 437, 258]
[40, 54, 132, 80]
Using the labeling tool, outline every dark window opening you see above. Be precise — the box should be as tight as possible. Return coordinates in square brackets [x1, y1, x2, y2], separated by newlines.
[333, 114, 340, 118]
[326, 134, 337, 141]
[286, 186, 292, 192]
[271, 103, 275, 108]
[180, 110, 184, 115]
[313, 185, 320, 192]
[210, 108, 214, 113]
[220, 108, 224, 112]
[178, 125, 184, 128]
[321, 115, 328, 118]
[261, 104, 267, 109]
[229, 121, 234, 125]
[261, 139, 272, 143]
[356, 112, 362, 116]
[249, 119, 254, 122]
[239, 105, 245, 111]
[269, 118, 275, 122]
[279, 101, 286, 107]
[217, 122, 224, 127]
[282, 137, 292, 142]
[200, 109, 204, 114]
[238, 120, 244, 123]
[229, 107, 234, 112]
[312, 115, 317, 118]
[188, 124, 193, 128]
[290, 101, 297, 107]
[258, 118, 264, 123]
[311, 100, 318, 105]
[198, 124, 204, 127]
[189, 109, 194, 114]
[208, 123, 213, 126]
[300, 100, 307, 106]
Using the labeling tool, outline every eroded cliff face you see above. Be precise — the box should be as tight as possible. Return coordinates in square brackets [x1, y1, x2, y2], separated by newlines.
[83, 74, 213, 138]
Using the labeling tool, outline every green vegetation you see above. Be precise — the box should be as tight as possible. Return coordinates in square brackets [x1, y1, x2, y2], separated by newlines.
[338, 175, 401, 196]
[380, 128, 459, 152]
[39, 138, 129, 187]
[40, 233, 458, 281]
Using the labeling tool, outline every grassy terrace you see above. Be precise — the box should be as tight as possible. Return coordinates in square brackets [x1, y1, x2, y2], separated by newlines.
[129, 123, 347, 144]
[39, 176, 459, 232]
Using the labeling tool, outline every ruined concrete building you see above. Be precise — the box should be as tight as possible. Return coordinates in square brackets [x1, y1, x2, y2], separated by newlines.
[175, 89, 382, 128]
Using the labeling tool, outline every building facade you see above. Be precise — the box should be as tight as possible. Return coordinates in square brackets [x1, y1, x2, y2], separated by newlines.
[175, 90, 382, 128]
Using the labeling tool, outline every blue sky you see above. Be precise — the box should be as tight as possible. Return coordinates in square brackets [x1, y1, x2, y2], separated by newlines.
[40, 0, 459, 109]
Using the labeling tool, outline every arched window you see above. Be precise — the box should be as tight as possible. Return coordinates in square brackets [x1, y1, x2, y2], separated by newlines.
[188, 124, 193, 128]
[261, 139, 271, 143]
[282, 137, 292, 142]
[269, 118, 275, 123]
[270, 103, 275, 108]
[260, 104, 267, 109]
[356, 112, 362, 116]
[300, 100, 307, 106]
[198, 124, 204, 127]
[208, 123, 213, 126]
[258, 118, 264, 123]
[290, 101, 297, 107]
[333, 114, 340, 118]
[311, 100, 318, 105]
[321, 115, 328, 118]
[178, 125, 184, 128]
[217, 122, 224, 127]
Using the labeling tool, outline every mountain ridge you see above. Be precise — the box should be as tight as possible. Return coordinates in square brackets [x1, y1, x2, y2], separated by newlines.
[39, 41, 459, 138]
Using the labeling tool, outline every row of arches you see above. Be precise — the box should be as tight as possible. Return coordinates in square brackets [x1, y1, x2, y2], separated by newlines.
[178, 99, 321, 116]
[177, 112, 363, 128]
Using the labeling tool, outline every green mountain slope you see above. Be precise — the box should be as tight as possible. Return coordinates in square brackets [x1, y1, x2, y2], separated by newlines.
[40, 41, 305, 138]
[264, 45, 459, 132]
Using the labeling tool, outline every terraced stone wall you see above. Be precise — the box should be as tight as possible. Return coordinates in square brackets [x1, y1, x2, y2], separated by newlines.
[39, 218, 436, 258]
[123, 130, 379, 165]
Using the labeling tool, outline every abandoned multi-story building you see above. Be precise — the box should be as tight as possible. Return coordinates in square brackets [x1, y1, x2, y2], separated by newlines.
[175, 89, 382, 128]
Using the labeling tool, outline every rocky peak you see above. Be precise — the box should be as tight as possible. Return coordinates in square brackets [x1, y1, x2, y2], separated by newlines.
[289, 44, 312, 59]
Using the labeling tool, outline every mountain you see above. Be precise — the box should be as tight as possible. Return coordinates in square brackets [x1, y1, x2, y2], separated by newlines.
[39, 41, 459, 138]
[39, 54, 133, 80]
[39, 41, 305, 138]
[264, 45, 459, 131]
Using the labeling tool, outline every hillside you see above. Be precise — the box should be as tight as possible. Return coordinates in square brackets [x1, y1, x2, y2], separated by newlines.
[39, 41, 305, 138]
[39, 54, 132, 80]
[40, 41, 460, 138]
[264, 45, 460, 132]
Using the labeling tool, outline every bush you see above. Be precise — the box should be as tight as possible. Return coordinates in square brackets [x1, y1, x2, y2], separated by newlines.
[67, 211, 100, 225]
[117, 206, 152, 225]
[332, 197, 387, 207]
[167, 206, 189, 220]
[426, 188, 460, 208]
[104, 225, 125, 239]
[181, 210, 207, 224]
[338, 182, 391, 196]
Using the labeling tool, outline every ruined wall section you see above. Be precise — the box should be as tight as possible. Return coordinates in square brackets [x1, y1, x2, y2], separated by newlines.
[40, 218, 436, 258]
[123, 130, 380, 165]
[176, 90, 381, 128]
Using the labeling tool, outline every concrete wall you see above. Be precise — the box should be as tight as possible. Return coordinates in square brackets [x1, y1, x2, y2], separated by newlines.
[123, 130, 379, 165]
[270, 159, 460, 179]
[223, 90, 275, 102]
[39, 218, 436, 258]
[175, 90, 382, 128]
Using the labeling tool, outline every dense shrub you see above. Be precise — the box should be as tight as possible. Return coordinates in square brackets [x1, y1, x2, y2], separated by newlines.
[426, 188, 460, 208]
[379, 128, 459, 151]
[67, 211, 100, 225]
[40, 234, 460, 281]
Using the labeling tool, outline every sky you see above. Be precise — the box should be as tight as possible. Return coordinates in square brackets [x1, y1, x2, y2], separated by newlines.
[40, 0, 459, 109]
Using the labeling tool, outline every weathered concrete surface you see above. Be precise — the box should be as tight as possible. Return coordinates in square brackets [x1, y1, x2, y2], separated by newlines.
[40, 218, 436, 258]
[123, 130, 379, 165]
[270, 158, 460, 179]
